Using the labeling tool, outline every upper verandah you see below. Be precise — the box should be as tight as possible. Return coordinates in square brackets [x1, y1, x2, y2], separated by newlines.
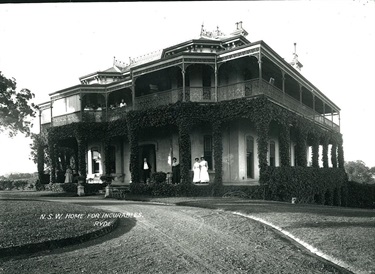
[53, 22, 338, 112]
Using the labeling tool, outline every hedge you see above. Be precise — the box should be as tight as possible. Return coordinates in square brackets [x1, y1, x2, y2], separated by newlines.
[260, 166, 348, 205]
[346, 181, 375, 209]
[0, 180, 29, 190]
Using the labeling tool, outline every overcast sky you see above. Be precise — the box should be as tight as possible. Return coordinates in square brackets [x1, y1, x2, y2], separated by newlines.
[0, 1, 374, 175]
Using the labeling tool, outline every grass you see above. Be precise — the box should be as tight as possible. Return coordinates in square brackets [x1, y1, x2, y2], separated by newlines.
[2, 191, 374, 273]
[0, 191, 116, 254]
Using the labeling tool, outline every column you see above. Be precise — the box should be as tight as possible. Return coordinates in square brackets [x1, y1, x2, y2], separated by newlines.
[278, 124, 291, 166]
[103, 138, 111, 175]
[128, 127, 140, 183]
[77, 137, 87, 178]
[311, 133, 319, 168]
[50, 102, 53, 127]
[178, 120, 191, 185]
[322, 134, 329, 168]
[212, 121, 223, 195]
[131, 82, 136, 110]
[215, 55, 218, 102]
[255, 115, 270, 171]
[182, 68, 186, 102]
[48, 136, 57, 183]
[37, 142, 45, 183]
[258, 55, 263, 84]
[79, 92, 83, 122]
[331, 142, 337, 168]
[296, 127, 308, 167]
[38, 111, 42, 133]
[313, 95, 316, 122]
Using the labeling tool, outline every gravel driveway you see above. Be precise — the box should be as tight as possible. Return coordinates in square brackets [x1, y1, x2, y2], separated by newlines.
[0, 198, 346, 273]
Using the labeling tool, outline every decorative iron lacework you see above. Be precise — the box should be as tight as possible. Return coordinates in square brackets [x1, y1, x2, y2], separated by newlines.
[183, 58, 216, 64]
[203, 87, 212, 100]
[218, 48, 259, 63]
[133, 60, 181, 77]
[106, 82, 132, 92]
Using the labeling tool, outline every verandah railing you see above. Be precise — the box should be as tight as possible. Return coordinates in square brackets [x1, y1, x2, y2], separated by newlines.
[218, 79, 339, 132]
[47, 80, 339, 132]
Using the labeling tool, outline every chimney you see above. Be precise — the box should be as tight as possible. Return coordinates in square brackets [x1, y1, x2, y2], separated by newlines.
[238, 21, 243, 29]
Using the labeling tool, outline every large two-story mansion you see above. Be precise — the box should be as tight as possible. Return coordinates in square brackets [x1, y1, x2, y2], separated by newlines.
[38, 22, 344, 186]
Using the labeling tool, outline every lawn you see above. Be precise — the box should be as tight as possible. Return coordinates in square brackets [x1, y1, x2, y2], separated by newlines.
[0, 192, 117, 256]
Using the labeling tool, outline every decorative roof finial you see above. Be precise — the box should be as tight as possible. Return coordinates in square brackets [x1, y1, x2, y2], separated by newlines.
[290, 43, 303, 71]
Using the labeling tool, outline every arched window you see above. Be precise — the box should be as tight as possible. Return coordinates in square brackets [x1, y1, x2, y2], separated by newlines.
[246, 136, 254, 179]
[269, 141, 276, 167]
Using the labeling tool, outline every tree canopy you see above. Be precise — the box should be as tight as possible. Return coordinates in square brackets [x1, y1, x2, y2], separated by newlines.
[345, 160, 375, 184]
[0, 71, 37, 137]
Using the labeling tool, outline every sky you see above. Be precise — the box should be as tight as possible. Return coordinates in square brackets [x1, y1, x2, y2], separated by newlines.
[0, 1, 374, 176]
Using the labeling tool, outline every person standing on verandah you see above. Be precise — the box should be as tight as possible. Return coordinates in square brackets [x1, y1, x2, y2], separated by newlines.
[199, 156, 209, 183]
[64, 166, 73, 183]
[193, 157, 201, 184]
[172, 157, 180, 184]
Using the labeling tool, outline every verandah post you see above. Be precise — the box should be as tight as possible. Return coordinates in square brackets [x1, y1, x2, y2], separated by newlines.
[212, 121, 223, 196]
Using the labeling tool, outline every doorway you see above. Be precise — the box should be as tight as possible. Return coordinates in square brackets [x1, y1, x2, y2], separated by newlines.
[139, 144, 156, 181]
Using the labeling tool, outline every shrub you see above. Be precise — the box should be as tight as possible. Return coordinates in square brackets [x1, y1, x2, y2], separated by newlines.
[0, 180, 14, 190]
[151, 172, 167, 184]
[151, 182, 176, 196]
[84, 183, 107, 194]
[61, 183, 78, 193]
[130, 183, 151, 195]
[13, 180, 28, 190]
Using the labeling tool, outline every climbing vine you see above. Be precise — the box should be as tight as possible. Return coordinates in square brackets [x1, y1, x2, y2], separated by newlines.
[38, 95, 345, 203]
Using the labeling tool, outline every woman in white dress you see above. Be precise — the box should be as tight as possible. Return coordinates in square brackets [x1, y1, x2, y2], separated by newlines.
[64, 166, 73, 183]
[199, 156, 209, 183]
[193, 157, 201, 184]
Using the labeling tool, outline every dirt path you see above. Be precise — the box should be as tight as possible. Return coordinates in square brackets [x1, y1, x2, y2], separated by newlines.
[0, 199, 345, 273]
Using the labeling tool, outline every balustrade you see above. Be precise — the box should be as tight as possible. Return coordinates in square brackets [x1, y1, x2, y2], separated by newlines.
[134, 88, 181, 110]
[47, 80, 339, 132]
[218, 79, 339, 132]
[189, 87, 215, 102]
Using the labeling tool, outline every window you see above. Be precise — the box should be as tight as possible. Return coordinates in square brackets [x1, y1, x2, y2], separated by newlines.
[91, 147, 101, 174]
[246, 136, 254, 179]
[269, 141, 275, 167]
[204, 135, 213, 170]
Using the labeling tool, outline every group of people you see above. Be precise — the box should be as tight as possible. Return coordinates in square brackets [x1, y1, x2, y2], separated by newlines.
[110, 99, 127, 109]
[142, 156, 209, 184]
[193, 156, 210, 184]
[83, 104, 104, 111]
[83, 99, 128, 111]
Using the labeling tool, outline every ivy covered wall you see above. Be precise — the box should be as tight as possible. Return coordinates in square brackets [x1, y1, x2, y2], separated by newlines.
[38, 96, 345, 192]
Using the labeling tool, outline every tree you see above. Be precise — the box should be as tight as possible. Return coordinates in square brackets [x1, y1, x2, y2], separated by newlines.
[344, 160, 375, 184]
[0, 71, 37, 137]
